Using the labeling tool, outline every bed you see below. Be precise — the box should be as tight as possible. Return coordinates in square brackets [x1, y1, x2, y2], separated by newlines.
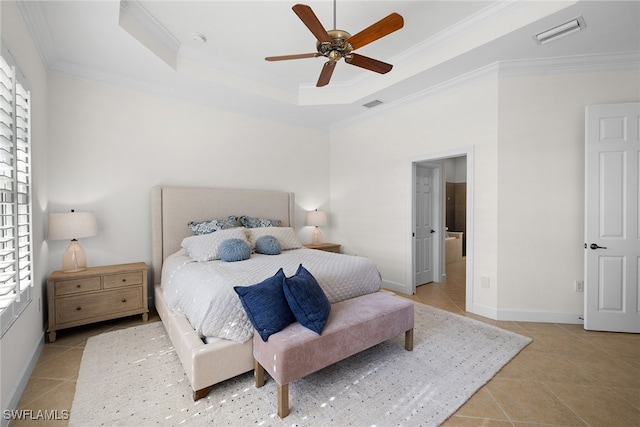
[151, 186, 382, 400]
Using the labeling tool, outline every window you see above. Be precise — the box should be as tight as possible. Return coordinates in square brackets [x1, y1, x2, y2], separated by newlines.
[0, 51, 33, 338]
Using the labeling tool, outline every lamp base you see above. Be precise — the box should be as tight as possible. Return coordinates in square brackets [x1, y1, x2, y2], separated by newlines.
[62, 240, 88, 272]
[312, 227, 323, 244]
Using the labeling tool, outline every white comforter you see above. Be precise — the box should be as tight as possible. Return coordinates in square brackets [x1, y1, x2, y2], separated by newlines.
[161, 248, 381, 343]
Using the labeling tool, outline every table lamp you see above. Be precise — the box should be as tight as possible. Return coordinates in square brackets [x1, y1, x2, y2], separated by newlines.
[48, 210, 98, 272]
[306, 209, 327, 244]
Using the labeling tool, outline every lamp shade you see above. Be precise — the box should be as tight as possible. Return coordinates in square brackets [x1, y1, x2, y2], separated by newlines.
[306, 210, 327, 227]
[48, 211, 98, 241]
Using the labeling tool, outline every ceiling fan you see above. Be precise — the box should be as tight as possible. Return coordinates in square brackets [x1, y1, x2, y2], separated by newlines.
[265, 2, 404, 87]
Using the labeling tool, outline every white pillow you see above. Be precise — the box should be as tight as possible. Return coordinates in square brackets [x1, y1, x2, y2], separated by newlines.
[181, 227, 249, 261]
[247, 227, 302, 251]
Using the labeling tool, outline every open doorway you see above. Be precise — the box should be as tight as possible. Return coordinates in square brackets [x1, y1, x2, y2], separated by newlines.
[409, 148, 474, 313]
[445, 157, 467, 258]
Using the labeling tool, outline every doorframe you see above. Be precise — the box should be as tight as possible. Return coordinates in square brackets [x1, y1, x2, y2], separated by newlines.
[408, 146, 475, 313]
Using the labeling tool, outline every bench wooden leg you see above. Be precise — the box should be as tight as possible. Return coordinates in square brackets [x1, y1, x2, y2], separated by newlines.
[193, 385, 213, 401]
[254, 359, 265, 388]
[405, 328, 414, 351]
[277, 383, 289, 418]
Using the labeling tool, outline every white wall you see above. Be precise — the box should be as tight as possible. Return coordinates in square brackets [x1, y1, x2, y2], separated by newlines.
[330, 75, 500, 311]
[0, 0, 49, 420]
[444, 157, 467, 182]
[46, 75, 331, 275]
[330, 66, 639, 323]
[497, 69, 640, 322]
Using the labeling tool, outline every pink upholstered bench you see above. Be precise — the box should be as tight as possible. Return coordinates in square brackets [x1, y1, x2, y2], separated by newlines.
[253, 291, 414, 418]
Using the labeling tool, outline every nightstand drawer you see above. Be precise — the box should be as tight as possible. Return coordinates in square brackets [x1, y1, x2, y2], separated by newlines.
[55, 277, 102, 296]
[47, 262, 149, 342]
[55, 287, 143, 324]
[103, 271, 143, 289]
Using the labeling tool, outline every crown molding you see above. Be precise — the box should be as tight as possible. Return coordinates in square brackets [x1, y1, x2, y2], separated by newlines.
[331, 61, 501, 131]
[299, 0, 578, 106]
[14, 0, 639, 130]
[392, 0, 531, 65]
[118, 0, 181, 70]
[46, 50, 639, 132]
[16, 1, 58, 71]
[332, 51, 639, 130]
[499, 51, 640, 76]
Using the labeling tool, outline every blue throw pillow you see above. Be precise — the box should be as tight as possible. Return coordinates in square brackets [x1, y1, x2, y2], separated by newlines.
[218, 238, 251, 262]
[255, 235, 281, 255]
[283, 264, 331, 334]
[234, 268, 296, 341]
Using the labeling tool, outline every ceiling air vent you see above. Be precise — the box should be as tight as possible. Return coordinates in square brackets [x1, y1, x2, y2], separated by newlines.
[534, 16, 586, 45]
[363, 100, 383, 108]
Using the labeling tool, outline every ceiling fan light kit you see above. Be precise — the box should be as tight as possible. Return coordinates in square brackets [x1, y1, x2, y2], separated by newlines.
[265, 3, 403, 87]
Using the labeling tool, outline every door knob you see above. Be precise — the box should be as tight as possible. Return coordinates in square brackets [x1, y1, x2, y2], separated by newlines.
[589, 243, 607, 250]
[431, 229, 436, 234]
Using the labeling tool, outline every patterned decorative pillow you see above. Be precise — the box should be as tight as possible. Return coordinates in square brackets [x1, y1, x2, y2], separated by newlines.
[181, 227, 249, 261]
[234, 268, 296, 342]
[248, 227, 302, 251]
[283, 264, 331, 334]
[218, 238, 251, 262]
[254, 235, 281, 255]
[188, 216, 239, 235]
[239, 215, 282, 228]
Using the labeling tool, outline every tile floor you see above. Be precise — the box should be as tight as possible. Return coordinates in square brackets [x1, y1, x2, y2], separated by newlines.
[8, 260, 640, 426]
[408, 260, 640, 427]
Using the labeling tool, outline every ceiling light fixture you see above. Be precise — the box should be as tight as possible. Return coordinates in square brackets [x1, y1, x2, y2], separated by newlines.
[534, 16, 585, 45]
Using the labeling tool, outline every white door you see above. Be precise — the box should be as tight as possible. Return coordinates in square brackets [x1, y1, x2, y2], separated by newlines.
[584, 102, 640, 333]
[415, 165, 434, 284]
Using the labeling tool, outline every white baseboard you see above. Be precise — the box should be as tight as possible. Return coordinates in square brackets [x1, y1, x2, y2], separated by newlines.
[497, 309, 584, 325]
[468, 303, 498, 320]
[1, 335, 44, 427]
[381, 280, 411, 296]
[470, 303, 584, 325]
[381, 283, 584, 326]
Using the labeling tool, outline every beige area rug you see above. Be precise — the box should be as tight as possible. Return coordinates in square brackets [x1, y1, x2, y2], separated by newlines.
[70, 302, 531, 426]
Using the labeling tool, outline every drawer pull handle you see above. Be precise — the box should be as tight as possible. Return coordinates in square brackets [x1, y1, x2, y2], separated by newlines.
[76, 306, 82, 311]
[122, 279, 126, 282]
[76, 284, 81, 288]
[121, 298, 127, 303]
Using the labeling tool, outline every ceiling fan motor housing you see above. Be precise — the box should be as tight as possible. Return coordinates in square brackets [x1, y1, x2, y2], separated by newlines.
[317, 29, 353, 61]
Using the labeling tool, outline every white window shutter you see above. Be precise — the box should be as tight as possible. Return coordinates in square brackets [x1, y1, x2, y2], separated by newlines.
[0, 52, 33, 338]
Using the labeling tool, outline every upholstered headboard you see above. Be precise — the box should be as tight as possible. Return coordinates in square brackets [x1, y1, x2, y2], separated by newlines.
[151, 186, 295, 285]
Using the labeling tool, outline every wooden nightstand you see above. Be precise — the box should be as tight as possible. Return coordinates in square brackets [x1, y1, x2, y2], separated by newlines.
[47, 262, 148, 342]
[304, 243, 341, 253]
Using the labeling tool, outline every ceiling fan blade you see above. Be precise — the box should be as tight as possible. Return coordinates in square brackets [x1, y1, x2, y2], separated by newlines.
[316, 61, 336, 87]
[292, 4, 331, 43]
[347, 12, 404, 50]
[265, 53, 318, 61]
[346, 53, 393, 74]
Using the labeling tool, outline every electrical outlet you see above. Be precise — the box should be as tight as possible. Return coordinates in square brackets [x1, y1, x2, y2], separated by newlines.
[574, 280, 584, 292]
